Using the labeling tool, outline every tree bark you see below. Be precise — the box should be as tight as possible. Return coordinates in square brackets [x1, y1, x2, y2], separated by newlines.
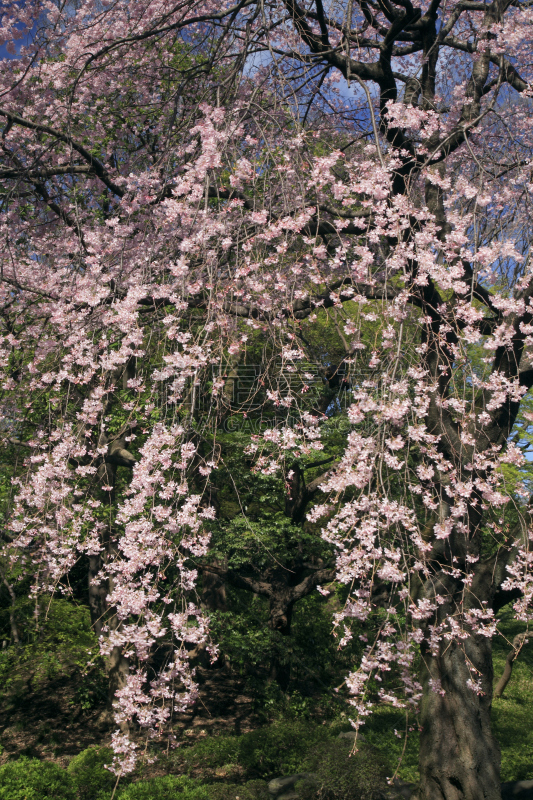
[107, 644, 130, 714]
[89, 557, 130, 724]
[201, 560, 227, 612]
[267, 594, 294, 691]
[0, 570, 20, 646]
[416, 636, 501, 800]
[88, 553, 107, 638]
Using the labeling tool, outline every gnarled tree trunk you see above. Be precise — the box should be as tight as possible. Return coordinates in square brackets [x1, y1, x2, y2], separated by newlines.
[416, 636, 501, 800]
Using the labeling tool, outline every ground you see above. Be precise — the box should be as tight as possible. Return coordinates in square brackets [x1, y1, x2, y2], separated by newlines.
[0, 604, 532, 793]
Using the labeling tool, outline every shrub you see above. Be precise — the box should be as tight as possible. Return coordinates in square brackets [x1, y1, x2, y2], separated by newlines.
[173, 721, 336, 781]
[177, 735, 241, 775]
[298, 739, 389, 800]
[208, 780, 270, 800]
[0, 599, 104, 697]
[116, 775, 209, 800]
[237, 720, 332, 778]
[67, 746, 116, 800]
[0, 757, 76, 800]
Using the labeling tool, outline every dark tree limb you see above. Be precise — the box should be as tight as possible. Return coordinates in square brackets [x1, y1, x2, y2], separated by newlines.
[494, 632, 531, 698]
[0, 108, 125, 198]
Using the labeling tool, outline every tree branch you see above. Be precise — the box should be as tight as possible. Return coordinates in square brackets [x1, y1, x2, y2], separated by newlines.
[0, 109, 125, 197]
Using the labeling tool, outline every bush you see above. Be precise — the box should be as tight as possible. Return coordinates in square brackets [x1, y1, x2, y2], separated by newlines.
[0, 599, 104, 697]
[298, 739, 389, 800]
[209, 780, 270, 800]
[237, 720, 332, 778]
[172, 721, 337, 781]
[0, 757, 75, 800]
[116, 775, 209, 800]
[67, 746, 116, 800]
[177, 735, 241, 775]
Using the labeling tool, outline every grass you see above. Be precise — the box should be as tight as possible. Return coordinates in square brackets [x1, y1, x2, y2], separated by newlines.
[0, 603, 531, 795]
[360, 710, 420, 785]
[337, 603, 533, 786]
[492, 605, 533, 782]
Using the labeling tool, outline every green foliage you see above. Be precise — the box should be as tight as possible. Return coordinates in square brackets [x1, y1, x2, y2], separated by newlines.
[0, 758, 75, 800]
[209, 602, 272, 676]
[176, 734, 241, 775]
[0, 599, 103, 695]
[492, 605, 533, 781]
[358, 710, 420, 785]
[67, 746, 116, 800]
[33, 600, 99, 681]
[298, 739, 389, 800]
[116, 775, 208, 800]
[0, 729, 394, 800]
[173, 721, 336, 781]
[208, 780, 270, 800]
[188, 720, 331, 778]
[233, 720, 332, 778]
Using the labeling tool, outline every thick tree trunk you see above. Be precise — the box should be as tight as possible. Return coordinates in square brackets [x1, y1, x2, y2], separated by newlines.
[107, 644, 130, 707]
[96, 644, 130, 731]
[416, 636, 501, 800]
[269, 595, 293, 636]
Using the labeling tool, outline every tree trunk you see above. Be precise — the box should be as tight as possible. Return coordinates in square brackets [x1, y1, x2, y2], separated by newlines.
[88, 554, 107, 638]
[0, 570, 20, 646]
[107, 644, 130, 709]
[96, 644, 130, 731]
[103, 566, 130, 725]
[87, 488, 130, 727]
[416, 635, 501, 800]
[202, 560, 227, 612]
[268, 596, 293, 691]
